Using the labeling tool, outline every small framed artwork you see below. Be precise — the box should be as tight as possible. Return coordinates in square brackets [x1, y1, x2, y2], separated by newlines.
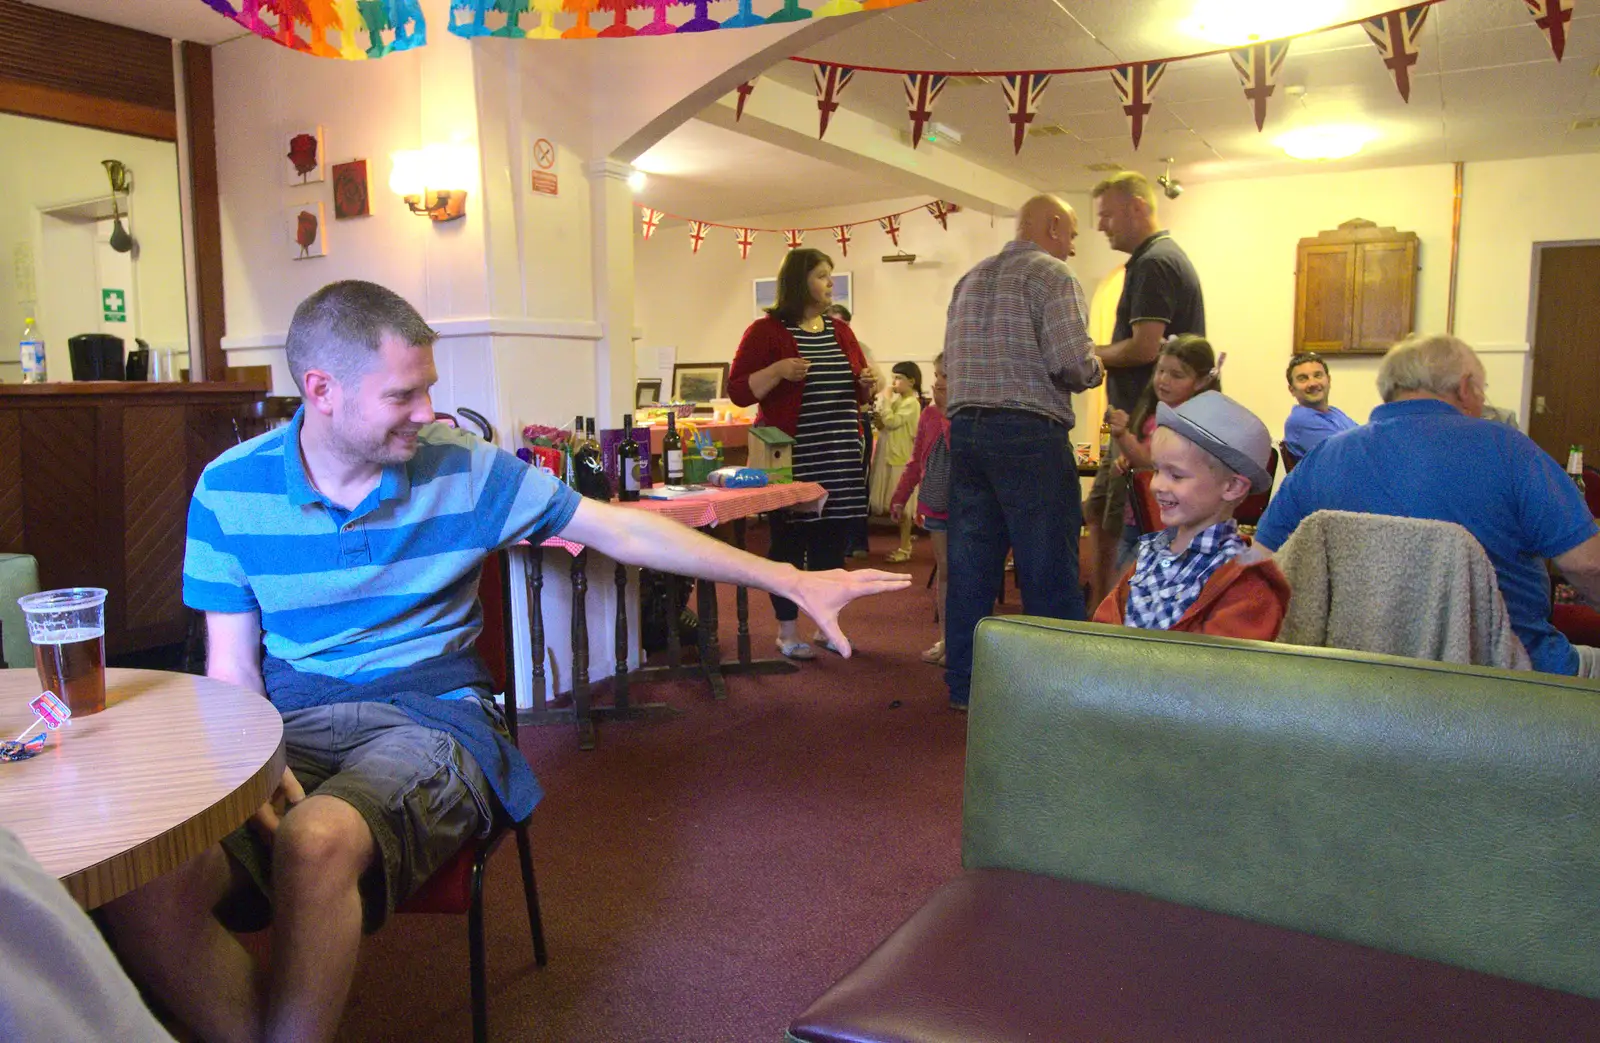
[671, 363, 729, 403]
[635, 379, 662, 408]
[331, 159, 370, 218]
[286, 127, 325, 185]
[832, 272, 853, 315]
[289, 202, 327, 259]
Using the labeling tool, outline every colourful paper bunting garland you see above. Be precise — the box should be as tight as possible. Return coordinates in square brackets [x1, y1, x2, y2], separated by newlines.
[736, 228, 757, 259]
[1002, 73, 1051, 154]
[637, 201, 955, 255]
[1111, 61, 1165, 150]
[879, 214, 902, 246]
[833, 225, 852, 257]
[784, 229, 806, 250]
[689, 220, 710, 254]
[641, 207, 665, 239]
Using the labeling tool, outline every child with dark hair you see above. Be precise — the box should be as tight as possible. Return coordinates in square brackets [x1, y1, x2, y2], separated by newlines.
[871, 361, 923, 563]
[892, 354, 950, 664]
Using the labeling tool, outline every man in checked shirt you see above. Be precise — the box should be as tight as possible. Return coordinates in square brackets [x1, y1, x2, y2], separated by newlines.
[941, 195, 1105, 711]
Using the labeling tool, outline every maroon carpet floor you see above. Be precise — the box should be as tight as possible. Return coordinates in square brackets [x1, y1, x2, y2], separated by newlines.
[337, 531, 976, 1042]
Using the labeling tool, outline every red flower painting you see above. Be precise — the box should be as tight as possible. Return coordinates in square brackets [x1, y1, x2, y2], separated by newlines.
[286, 130, 322, 183]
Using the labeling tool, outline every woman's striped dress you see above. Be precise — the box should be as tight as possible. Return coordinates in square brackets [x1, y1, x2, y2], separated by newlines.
[787, 319, 867, 523]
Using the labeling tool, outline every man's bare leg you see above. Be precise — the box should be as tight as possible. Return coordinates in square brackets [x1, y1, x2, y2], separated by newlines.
[263, 794, 375, 1043]
[103, 846, 264, 1043]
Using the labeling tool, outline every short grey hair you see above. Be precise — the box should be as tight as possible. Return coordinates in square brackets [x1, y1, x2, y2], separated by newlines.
[1376, 334, 1481, 403]
[285, 280, 436, 393]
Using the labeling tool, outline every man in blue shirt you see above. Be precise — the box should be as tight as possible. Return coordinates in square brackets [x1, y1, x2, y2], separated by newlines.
[1256, 334, 1600, 677]
[103, 280, 910, 1043]
[1281, 351, 1359, 462]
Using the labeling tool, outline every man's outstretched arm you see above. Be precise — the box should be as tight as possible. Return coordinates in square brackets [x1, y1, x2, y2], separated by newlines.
[558, 498, 911, 657]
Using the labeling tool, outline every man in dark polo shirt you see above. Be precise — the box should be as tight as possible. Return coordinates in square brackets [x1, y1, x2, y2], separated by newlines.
[1085, 170, 1205, 606]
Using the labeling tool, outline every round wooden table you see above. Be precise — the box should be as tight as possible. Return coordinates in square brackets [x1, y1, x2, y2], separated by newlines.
[0, 668, 285, 908]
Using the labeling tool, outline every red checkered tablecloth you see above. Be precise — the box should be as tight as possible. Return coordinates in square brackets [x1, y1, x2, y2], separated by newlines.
[538, 482, 827, 555]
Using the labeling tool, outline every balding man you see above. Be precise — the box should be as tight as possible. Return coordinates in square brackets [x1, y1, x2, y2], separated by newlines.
[942, 195, 1105, 710]
[1085, 171, 1205, 606]
[1256, 334, 1600, 677]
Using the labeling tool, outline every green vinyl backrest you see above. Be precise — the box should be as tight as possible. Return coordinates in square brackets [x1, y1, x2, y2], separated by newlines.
[964, 617, 1600, 999]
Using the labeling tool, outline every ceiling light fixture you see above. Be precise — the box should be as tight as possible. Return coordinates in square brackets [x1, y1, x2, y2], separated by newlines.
[1157, 157, 1183, 199]
[1276, 124, 1377, 161]
[627, 169, 648, 192]
[1180, 0, 1342, 45]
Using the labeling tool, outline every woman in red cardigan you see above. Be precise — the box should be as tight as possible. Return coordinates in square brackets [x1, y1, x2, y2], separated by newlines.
[729, 248, 877, 659]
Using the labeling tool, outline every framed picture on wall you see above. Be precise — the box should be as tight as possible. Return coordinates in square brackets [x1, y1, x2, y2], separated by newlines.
[752, 272, 853, 318]
[635, 379, 662, 408]
[671, 362, 729, 403]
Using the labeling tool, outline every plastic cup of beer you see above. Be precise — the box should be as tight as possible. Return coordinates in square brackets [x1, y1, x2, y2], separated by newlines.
[17, 588, 108, 716]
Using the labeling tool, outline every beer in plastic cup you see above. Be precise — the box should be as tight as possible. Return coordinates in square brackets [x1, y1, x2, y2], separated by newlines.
[17, 588, 108, 716]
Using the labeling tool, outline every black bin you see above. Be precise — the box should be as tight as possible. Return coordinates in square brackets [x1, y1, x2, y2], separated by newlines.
[68, 334, 125, 381]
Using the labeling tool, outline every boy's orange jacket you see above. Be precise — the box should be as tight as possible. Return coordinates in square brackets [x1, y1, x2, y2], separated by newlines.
[1093, 546, 1291, 641]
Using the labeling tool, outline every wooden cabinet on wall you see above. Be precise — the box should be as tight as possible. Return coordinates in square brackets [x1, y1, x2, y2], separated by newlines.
[0, 382, 265, 656]
[1294, 219, 1419, 355]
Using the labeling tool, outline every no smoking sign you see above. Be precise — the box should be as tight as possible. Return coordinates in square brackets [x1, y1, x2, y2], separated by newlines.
[532, 137, 558, 196]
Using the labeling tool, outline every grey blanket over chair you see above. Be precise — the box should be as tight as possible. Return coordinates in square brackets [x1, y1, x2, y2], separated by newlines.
[1274, 509, 1531, 671]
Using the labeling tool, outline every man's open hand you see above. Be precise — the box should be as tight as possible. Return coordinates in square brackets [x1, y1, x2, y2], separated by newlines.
[786, 567, 912, 657]
[251, 766, 305, 841]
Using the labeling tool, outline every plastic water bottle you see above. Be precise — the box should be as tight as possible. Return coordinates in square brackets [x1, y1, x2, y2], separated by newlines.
[19, 318, 45, 383]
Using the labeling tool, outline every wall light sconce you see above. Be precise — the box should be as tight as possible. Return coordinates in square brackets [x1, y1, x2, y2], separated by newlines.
[389, 144, 474, 222]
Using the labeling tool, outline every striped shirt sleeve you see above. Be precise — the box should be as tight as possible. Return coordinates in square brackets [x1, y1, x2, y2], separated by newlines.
[1032, 264, 1104, 392]
[483, 445, 583, 550]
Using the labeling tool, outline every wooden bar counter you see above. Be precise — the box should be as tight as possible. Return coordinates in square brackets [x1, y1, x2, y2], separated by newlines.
[0, 381, 266, 656]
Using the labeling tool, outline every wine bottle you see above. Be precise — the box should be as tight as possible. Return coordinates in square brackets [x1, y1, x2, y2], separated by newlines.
[574, 417, 610, 500]
[664, 412, 685, 485]
[618, 413, 642, 502]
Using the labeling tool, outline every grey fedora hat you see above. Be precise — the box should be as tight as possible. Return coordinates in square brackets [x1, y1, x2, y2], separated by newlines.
[1156, 392, 1273, 494]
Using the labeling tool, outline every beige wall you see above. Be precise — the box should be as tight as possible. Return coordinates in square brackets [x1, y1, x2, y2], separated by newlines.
[639, 154, 1600, 452]
[0, 114, 188, 382]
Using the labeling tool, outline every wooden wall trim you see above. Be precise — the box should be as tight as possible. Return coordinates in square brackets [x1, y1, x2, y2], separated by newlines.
[0, 0, 174, 112]
[0, 77, 176, 141]
[181, 42, 227, 382]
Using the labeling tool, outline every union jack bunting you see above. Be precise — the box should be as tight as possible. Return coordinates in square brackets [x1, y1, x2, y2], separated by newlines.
[1362, 5, 1430, 102]
[926, 200, 954, 229]
[879, 214, 902, 246]
[833, 225, 852, 257]
[1110, 61, 1166, 149]
[1523, 0, 1573, 61]
[689, 220, 710, 254]
[641, 207, 665, 240]
[903, 72, 949, 149]
[813, 63, 856, 138]
[1002, 73, 1051, 154]
[784, 229, 805, 250]
[1229, 40, 1289, 131]
[735, 80, 756, 121]
[735, 228, 756, 260]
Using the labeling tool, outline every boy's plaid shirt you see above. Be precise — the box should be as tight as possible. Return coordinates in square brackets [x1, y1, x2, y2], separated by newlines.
[1125, 520, 1245, 630]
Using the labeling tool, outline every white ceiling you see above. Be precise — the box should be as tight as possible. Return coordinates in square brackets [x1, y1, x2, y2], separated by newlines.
[754, 0, 1600, 195]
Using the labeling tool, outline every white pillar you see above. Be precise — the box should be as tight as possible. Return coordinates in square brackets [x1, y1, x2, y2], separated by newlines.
[587, 158, 638, 425]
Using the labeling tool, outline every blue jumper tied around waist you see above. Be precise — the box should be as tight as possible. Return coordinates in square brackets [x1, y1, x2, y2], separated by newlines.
[262, 648, 542, 821]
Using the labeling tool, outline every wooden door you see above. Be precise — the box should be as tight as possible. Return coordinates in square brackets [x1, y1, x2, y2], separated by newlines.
[1295, 244, 1354, 353]
[1354, 240, 1416, 351]
[1529, 244, 1600, 462]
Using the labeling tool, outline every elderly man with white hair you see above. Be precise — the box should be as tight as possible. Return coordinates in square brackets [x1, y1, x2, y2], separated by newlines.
[1255, 333, 1600, 677]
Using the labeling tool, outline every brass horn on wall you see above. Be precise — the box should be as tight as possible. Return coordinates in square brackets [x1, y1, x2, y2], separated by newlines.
[102, 159, 134, 253]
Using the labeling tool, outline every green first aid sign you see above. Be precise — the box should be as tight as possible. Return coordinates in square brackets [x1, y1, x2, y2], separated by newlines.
[102, 288, 127, 322]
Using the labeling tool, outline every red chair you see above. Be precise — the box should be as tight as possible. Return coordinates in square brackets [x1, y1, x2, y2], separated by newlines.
[395, 550, 548, 1043]
[1279, 443, 1301, 474]
[1584, 466, 1600, 520]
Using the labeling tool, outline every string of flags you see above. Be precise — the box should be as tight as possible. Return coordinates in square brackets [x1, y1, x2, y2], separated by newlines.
[769, 0, 1574, 152]
[194, 0, 925, 59]
[640, 200, 960, 259]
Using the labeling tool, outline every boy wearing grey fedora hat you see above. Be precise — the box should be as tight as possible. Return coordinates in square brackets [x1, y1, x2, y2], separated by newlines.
[1093, 391, 1290, 638]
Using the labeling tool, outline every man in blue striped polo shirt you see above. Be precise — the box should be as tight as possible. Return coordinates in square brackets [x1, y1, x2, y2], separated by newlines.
[104, 281, 909, 1043]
